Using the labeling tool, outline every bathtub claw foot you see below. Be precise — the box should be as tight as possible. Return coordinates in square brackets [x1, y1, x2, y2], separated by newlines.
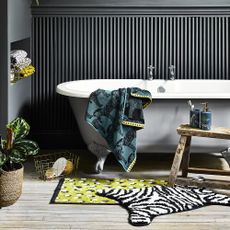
[95, 157, 106, 174]
[88, 142, 111, 173]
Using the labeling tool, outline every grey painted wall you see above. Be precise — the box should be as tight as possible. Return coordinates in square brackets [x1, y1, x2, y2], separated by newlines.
[8, 0, 31, 43]
[0, 0, 32, 135]
[31, 2, 230, 148]
[8, 0, 32, 123]
[0, 0, 8, 134]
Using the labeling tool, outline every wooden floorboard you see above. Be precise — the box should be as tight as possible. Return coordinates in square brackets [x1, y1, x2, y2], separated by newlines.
[0, 153, 230, 229]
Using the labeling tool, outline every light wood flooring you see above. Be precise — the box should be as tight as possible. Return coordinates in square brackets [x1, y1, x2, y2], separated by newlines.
[0, 152, 230, 230]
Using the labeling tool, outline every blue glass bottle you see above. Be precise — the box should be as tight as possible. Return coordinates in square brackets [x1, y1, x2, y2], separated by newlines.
[190, 109, 201, 128]
[200, 102, 212, 130]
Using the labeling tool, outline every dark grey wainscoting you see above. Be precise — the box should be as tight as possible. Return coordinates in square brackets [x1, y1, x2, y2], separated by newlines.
[31, 7, 230, 148]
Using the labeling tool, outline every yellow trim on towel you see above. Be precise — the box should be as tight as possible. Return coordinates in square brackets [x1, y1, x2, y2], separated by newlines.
[130, 93, 152, 108]
[131, 93, 150, 99]
[143, 101, 152, 109]
[127, 157, 136, 172]
[122, 120, 144, 128]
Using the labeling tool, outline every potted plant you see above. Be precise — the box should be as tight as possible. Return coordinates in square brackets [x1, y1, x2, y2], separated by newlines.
[0, 117, 39, 207]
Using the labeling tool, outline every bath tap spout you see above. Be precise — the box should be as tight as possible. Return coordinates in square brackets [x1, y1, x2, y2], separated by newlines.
[169, 65, 175, 80]
[147, 65, 155, 80]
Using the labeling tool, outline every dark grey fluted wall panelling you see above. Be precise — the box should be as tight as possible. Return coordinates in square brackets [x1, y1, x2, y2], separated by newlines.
[31, 3, 230, 148]
[32, 17, 81, 148]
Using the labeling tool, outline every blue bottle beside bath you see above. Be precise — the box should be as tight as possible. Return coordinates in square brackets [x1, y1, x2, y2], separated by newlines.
[200, 102, 212, 130]
[190, 109, 201, 128]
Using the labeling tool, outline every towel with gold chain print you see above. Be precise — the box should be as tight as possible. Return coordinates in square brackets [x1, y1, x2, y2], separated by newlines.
[85, 87, 152, 172]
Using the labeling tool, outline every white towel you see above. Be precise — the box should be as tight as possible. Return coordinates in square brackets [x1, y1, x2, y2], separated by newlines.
[10, 50, 27, 58]
[13, 57, 32, 69]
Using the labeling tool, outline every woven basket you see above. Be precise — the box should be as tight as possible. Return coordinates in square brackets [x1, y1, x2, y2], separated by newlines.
[34, 151, 79, 180]
[0, 163, 24, 207]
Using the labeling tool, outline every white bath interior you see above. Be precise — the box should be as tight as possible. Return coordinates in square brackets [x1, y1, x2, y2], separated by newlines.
[57, 79, 230, 154]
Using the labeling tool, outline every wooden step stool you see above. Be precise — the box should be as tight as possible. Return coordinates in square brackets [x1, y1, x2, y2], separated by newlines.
[168, 124, 230, 189]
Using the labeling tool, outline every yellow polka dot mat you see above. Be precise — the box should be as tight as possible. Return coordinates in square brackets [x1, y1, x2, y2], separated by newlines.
[50, 178, 167, 204]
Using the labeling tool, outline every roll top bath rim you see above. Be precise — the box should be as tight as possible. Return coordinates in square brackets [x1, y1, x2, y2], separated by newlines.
[56, 79, 230, 99]
[10, 50, 35, 83]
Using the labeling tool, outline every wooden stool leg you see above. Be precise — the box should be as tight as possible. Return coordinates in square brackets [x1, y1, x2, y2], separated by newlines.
[181, 136, 191, 177]
[168, 135, 188, 186]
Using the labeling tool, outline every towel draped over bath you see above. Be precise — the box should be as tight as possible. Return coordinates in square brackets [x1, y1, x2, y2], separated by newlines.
[85, 87, 152, 172]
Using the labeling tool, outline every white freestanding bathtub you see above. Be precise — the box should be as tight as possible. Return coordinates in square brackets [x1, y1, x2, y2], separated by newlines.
[57, 79, 230, 171]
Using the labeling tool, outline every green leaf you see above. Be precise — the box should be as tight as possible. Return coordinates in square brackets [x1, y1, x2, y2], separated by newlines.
[14, 139, 39, 156]
[2, 140, 6, 149]
[0, 151, 7, 168]
[9, 139, 39, 163]
[7, 117, 30, 140]
[9, 148, 27, 163]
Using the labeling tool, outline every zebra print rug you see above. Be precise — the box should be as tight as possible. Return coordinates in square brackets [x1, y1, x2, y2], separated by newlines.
[97, 185, 230, 226]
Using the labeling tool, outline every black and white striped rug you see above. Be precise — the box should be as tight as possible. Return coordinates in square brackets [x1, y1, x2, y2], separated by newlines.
[97, 185, 230, 226]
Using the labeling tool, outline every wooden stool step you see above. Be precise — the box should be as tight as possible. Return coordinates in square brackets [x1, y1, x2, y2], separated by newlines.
[168, 124, 230, 189]
[177, 177, 230, 190]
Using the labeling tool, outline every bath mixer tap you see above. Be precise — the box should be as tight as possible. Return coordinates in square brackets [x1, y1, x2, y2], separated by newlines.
[169, 65, 175, 80]
[147, 65, 155, 80]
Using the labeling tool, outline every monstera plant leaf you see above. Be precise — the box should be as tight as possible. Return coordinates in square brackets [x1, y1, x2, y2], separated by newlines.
[9, 139, 39, 163]
[7, 117, 30, 141]
[0, 151, 7, 168]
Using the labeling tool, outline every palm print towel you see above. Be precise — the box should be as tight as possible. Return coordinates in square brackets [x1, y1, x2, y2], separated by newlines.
[85, 87, 152, 172]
